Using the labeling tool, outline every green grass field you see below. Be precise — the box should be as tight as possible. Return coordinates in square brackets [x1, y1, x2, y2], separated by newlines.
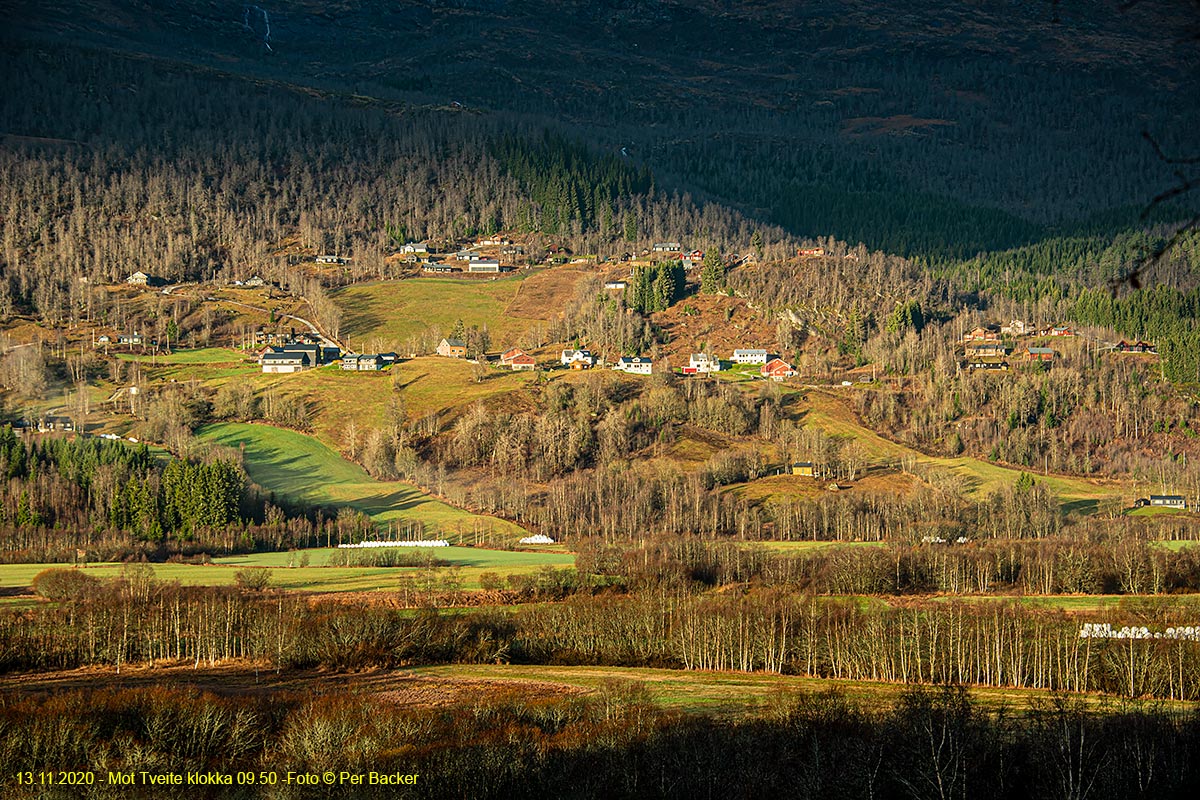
[744, 540, 889, 552]
[116, 347, 247, 364]
[1157, 540, 1200, 551]
[336, 278, 530, 350]
[198, 422, 531, 540]
[0, 547, 574, 593]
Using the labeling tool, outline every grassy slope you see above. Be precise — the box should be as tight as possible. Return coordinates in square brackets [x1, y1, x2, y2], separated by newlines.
[198, 421, 529, 539]
[116, 347, 248, 364]
[337, 277, 528, 350]
[797, 389, 1130, 509]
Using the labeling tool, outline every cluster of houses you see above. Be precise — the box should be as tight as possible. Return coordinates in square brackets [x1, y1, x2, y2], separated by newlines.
[961, 321, 1157, 373]
[683, 349, 797, 381]
[1112, 340, 1157, 354]
[429, 338, 794, 380]
[961, 323, 1069, 372]
[395, 238, 518, 275]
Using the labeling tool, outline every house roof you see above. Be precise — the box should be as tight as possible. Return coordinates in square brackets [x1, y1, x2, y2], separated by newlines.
[262, 351, 309, 363]
[442, 338, 466, 347]
[1027, 347, 1054, 354]
[734, 348, 767, 355]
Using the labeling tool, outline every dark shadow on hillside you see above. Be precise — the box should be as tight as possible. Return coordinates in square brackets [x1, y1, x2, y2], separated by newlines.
[347, 486, 431, 517]
[335, 289, 383, 338]
[1062, 498, 1099, 516]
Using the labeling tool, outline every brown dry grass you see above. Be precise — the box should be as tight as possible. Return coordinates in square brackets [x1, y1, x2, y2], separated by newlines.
[504, 267, 590, 320]
[650, 293, 775, 364]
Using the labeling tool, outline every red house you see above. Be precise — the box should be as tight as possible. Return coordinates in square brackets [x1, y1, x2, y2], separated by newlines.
[508, 353, 536, 371]
[761, 358, 796, 381]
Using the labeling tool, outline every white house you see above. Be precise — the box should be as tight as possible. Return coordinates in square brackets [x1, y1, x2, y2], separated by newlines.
[401, 242, 429, 254]
[561, 349, 595, 368]
[732, 349, 769, 365]
[652, 242, 682, 252]
[687, 353, 719, 373]
[1150, 495, 1186, 509]
[604, 281, 627, 290]
[468, 259, 502, 273]
[261, 351, 312, 374]
[613, 356, 653, 375]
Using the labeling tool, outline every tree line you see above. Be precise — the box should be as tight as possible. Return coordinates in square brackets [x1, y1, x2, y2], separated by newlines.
[4, 576, 1200, 700]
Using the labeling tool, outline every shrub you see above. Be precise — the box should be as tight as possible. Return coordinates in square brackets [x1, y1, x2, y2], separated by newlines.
[31, 568, 99, 601]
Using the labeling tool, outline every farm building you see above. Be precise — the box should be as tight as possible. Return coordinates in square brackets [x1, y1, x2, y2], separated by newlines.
[1150, 495, 1186, 509]
[468, 260, 506, 273]
[315, 255, 349, 265]
[401, 242, 429, 254]
[604, 280, 627, 290]
[1023, 347, 1055, 361]
[341, 354, 384, 371]
[761, 358, 796, 381]
[260, 343, 327, 373]
[261, 350, 312, 373]
[508, 353, 536, 371]
[791, 462, 815, 477]
[423, 264, 456, 273]
[613, 356, 653, 375]
[684, 353, 719, 374]
[732, 348, 769, 365]
[125, 271, 164, 286]
[117, 333, 145, 345]
[1113, 340, 1157, 354]
[1001, 319, 1029, 336]
[962, 326, 1000, 342]
[454, 250, 475, 261]
[966, 360, 1009, 372]
[561, 349, 595, 368]
[437, 338, 468, 358]
[965, 343, 1007, 358]
[652, 242, 682, 252]
[500, 348, 528, 366]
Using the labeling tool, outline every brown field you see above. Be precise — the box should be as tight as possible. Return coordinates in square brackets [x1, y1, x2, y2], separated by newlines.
[4, 662, 1187, 716]
[503, 267, 590, 319]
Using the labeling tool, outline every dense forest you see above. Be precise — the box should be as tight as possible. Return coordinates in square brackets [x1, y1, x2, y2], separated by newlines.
[0, 427, 351, 561]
